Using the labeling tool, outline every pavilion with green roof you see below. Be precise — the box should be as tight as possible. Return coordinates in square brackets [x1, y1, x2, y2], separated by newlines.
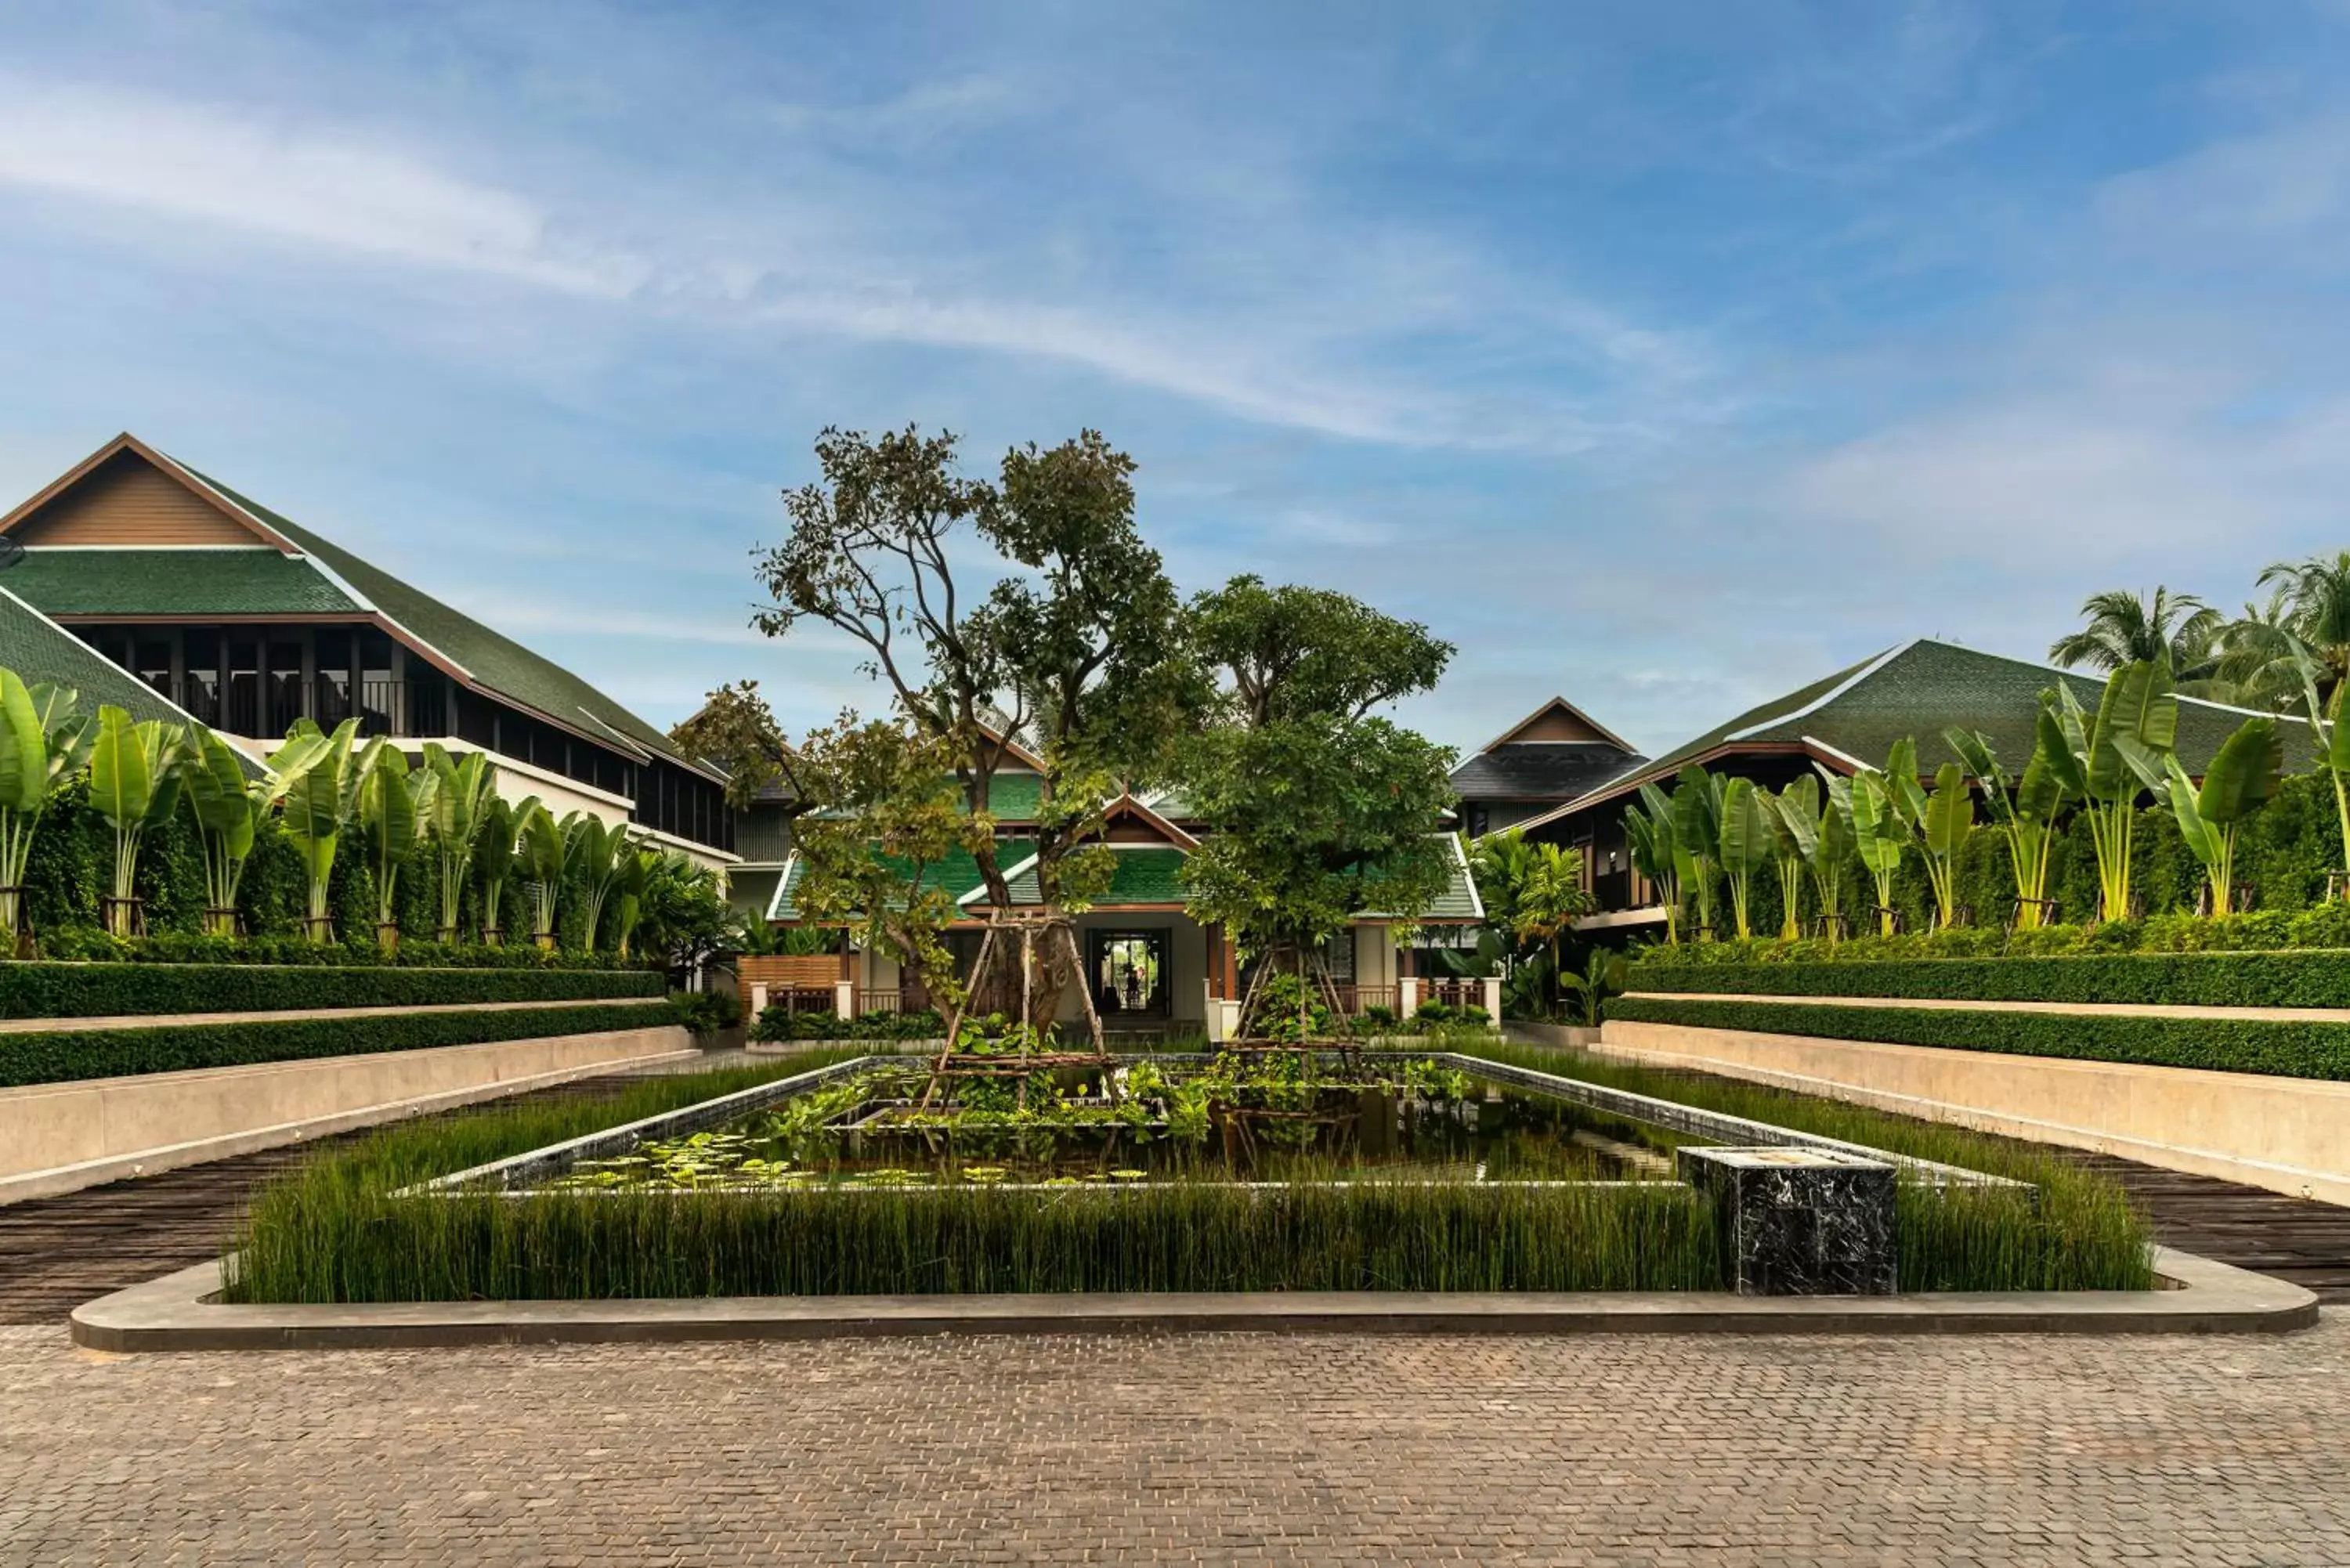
[1502, 637, 2315, 928]
[0, 432, 736, 869]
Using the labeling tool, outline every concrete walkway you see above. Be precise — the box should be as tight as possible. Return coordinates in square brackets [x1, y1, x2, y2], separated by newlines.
[5, 1317, 2348, 1564]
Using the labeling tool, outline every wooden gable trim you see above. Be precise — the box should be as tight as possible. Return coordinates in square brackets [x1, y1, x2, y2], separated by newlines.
[1480, 695, 1635, 754]
[1, 435, 302, 553]
[1097, 793, 1202, 851]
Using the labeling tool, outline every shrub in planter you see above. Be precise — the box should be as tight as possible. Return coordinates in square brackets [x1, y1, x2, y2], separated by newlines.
[675, 990, 745, 1037]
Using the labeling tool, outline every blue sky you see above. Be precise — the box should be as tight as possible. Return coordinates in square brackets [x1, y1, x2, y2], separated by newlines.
[2, 2, 2348, 761]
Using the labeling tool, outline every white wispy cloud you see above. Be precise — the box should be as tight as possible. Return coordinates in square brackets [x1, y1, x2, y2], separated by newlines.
[0, 74, 1723, 457]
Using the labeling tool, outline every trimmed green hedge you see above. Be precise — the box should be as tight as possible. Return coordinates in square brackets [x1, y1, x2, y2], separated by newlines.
[34, 928, 655, 971]
[0, 999, 682, 1088]
[0, 962, 665, 1021]
[1608, 995, 2350, 1082]
[1629, 950, 2350, 1010]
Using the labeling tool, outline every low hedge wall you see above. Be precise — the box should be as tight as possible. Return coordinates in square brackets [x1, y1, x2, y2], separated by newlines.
[0, 999, 682, 1089]
[0, 963, 667, 1021]
[1607, 995, 2350, 1082]
[1627, 950, 2350, 1010]
[35, 928, 656, 971]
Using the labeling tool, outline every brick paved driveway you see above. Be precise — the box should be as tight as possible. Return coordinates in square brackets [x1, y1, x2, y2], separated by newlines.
[5, 1317, 2348, 1566]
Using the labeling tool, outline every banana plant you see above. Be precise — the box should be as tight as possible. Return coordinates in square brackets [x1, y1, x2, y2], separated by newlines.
[179, 722, 271, 937]
[610, 847, 656, 959]
[1716, 776, 1772, 941]
[473, 793, 533, 944]
[271, 718, 377, 940]
[1773, 774, 1849, 946]
[0, 672, 91, 946]
[422, 745, 497, 941]
[2164, 716, 2283, 916]
[1670, 765, 1723, 938]
[1756, 782, 1806, 941]
[1625, 784, 1682, 943]
[566, 811, 638, 951]
[1946, 727, 2068, 930]
[2040, 660, 2178, 923]
[358, 745, 439, 951]
[518, 801, 567, 947]
[1919, 761, 1976, 930]
[87, 706, 187, 937]
[2290, 654, 2350, 900]
[1824, 763, 1909, 936]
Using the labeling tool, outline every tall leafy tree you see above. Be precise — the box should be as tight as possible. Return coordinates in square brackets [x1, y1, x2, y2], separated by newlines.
[2048, 587, 2219, 677]
[787, 717, 997, 1013]
[749, 425, 1191, 923]
[2233, 552, 2350, 711]
[1177, 577, 1455, 1028]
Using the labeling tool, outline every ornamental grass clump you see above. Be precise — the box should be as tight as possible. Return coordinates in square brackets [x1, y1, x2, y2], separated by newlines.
[233, 1168, 1723, 1303]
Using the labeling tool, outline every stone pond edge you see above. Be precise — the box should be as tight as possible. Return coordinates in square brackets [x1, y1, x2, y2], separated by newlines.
[68, 1247, 2317, 1352]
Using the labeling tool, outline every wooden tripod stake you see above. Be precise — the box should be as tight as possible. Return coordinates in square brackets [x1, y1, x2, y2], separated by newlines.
[920, 909, 1115, 1109]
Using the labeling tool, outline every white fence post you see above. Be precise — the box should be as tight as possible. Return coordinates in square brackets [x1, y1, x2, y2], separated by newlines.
[1481, 977, 1502, 1021]
[750, 983, 768, 1017]
[1399, 977, 1422, 1018]
[833, 980, 855, 1020]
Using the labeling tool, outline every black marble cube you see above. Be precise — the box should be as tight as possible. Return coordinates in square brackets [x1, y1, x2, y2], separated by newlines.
[1676, 1146, 1899, 1297]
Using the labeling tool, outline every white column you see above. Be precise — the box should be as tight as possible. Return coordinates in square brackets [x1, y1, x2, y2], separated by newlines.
[1399, 977, 1422, 1018]
[833, 979, 855, 1020]
[1481, 977, 1502, 1021]
[750, 983, 768, 1017]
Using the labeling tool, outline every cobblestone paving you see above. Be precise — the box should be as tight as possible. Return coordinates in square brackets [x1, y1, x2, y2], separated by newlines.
[6, 1318, 2350, 1566]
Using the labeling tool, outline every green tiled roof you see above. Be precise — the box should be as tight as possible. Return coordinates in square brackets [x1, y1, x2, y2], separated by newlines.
[1360, 835, 1484, 923]
[185, 468, 699, 770]
[0, 588, 215, 731]
[1529, 639, 2316, 828]
[987, 845, 1191, 908]
[6, 547, 362, 617]
[985, 770, 1044, 820]
[768, 846, 996, 921]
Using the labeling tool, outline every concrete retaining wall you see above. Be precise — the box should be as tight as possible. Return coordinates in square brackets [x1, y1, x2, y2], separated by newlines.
[0, 1025, 695, 1205]
[1589, 1019, 2350, 1207]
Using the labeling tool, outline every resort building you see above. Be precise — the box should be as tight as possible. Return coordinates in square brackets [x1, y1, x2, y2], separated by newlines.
[0, 433, 738, 872]
[743, 734, 1488, 1037]
[1500, 638, 2308, 934]
[1447, 696, 1645, 840]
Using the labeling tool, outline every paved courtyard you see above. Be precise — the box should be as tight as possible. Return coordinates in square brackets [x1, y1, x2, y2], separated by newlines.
[5, 1317, 2348, 1566]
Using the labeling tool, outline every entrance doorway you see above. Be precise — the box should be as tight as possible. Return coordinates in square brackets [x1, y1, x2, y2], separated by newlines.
[1090, 929, 1170, 1020]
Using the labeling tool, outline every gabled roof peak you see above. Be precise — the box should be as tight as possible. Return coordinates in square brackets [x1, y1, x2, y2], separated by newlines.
[1480, 695, 1633, 753]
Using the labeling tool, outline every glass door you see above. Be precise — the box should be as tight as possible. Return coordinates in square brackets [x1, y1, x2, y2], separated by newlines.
[1090, 930, 1170, 1020]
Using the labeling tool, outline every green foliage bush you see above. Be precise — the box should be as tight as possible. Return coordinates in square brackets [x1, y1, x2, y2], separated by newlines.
[0, 999, 681, 1088]
[750, 1004, 946, 1042]
[0, 962, 662, 1020]
[13, 779, 674, 956]
[674, 989, 745, 1037]
[32, 927, 653, 970]
[1607, 995, 2350, 1081]
[1626, 948, 2350, 1009]
[1634, 900, 2350, 966]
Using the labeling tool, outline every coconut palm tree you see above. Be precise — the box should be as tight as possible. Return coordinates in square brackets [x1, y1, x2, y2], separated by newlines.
[2251, 552, 2350, 709]
[2048, 587, 2220, 677]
